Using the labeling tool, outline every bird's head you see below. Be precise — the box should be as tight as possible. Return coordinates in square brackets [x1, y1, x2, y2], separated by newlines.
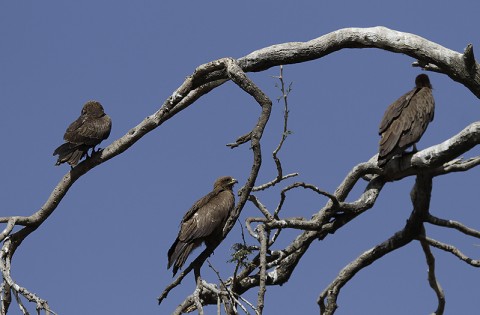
[415, 74, 432, 89]
[214, 176, 238, 190]
[81, 100, 106, 117]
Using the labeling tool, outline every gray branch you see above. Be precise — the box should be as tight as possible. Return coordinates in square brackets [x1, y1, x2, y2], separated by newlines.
[419, 237, 445, 315]
[419, 236, 480, 267]
[426, 214, 480, 238]
[252, 66, 299, 192]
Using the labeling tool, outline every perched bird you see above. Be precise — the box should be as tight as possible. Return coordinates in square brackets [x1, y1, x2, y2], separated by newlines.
[53, 101, 112, 166]
[168, 176, 238, 276]
[378, 74, 435, 166]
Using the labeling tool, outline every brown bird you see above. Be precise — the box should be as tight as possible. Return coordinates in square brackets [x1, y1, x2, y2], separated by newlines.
[378, 74, 435, 166]
[168, 176, 238, 276]
[53, 101, 112, 166]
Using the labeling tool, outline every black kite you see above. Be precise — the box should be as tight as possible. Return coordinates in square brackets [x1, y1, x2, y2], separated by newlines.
[378, 74, 435, 166]
[168, 176, 238, 276]
[53, 101, 112, 166]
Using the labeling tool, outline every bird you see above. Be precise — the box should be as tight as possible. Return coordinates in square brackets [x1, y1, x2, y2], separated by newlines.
[53, 100, 112, 167]
[167, 176, 238, 276]
[378, 74, 435, 167]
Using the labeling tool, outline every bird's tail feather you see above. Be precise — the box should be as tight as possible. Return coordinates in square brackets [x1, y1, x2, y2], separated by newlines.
[167, 240, 198, 276]
[53, 143, 87, 166]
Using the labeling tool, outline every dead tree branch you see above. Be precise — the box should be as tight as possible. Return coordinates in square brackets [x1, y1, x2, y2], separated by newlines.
[419, 236, 480, 267]
[420, 236, 445, 315]
[253, 65, 298, 191]
[256, 225, 267, 315]
[426, 214, 480, 238]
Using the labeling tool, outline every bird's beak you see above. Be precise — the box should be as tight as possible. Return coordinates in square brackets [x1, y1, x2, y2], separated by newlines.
[231, 178, 238, 185]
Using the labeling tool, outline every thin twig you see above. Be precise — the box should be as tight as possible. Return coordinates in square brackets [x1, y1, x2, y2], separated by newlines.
[253, 65, 298, 191]
[207, 260, 249, 314]
[248, 195, 273, 220]
[12, 290, 29, 315]
[426, 214, 480, 238]
[276, 182, 339, 217]
[419, 236, 480, 267]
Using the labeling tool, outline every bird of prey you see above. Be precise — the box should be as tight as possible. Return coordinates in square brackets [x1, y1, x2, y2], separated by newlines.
[168, 176, 238, 276]
[378, 74, 435, 167]
[53, 101, 112, 167]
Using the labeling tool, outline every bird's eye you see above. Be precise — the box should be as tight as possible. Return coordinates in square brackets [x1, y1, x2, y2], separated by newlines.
[82, 110, 86, 115]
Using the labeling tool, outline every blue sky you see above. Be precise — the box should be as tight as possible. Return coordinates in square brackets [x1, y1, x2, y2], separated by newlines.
[1, 1, 479, 314]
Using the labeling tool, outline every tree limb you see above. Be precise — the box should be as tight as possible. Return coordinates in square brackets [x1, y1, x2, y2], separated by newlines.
[419, 236, 445, 315]
[419, 236, 480, 267]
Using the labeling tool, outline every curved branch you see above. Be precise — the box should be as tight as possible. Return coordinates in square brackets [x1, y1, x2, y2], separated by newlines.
[419, 236, 480, 267]
[278, 182, 339, 213]
[228, 27, 480, 98]
[411, 122, 480, 168]
[420, 237, 445, 315]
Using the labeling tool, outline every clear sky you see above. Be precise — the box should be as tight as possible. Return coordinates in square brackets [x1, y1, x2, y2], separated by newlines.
[1, 1, 479, 314]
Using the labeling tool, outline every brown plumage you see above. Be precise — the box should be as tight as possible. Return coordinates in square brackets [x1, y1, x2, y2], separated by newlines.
[168, 176, 238, 276]
[378, 74, 435, 166]
[53, 101, 112, 166]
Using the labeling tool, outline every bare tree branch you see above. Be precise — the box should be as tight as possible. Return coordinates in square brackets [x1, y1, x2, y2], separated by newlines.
[253, 65, 298, 191]
[430, 156, 480, 175]
[419, 236, 445, 315]
[207, 260, 250, 315]
[0, 238, 55, 315]
[238, 27, 480, 98]
[463, 43, 476, 75]
[419, 236, 480, 267]
[248, 195, 274, 221]
[277, 182, 340, 214]
[192, 280, 204, 315]
[256, 225, 267, 315]
[411, 122, 480, 168]
[426, 214, 480, 238]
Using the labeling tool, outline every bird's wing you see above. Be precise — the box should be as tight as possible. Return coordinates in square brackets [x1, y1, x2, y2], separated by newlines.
[379, 117, 403, 158]
[178, 190, 234, 243]
[378, 89, 417, 134]
[181, 189, 218, 222]
[64, 115, 112, 144]
[397, 88, 435, 148]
